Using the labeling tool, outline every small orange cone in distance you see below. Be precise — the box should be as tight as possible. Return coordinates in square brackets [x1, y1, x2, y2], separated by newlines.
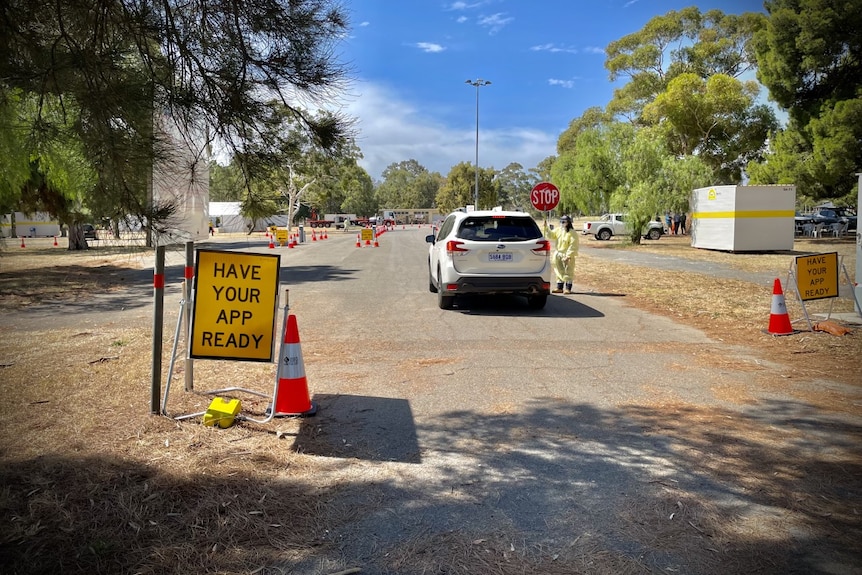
[20, 237, 25, 248]
[356, 234, 361, 248]
[273, 314, 317, 416]
[53, 236, 58, 247]
[767, 278, 794, 335]
[268, 235, 275, 249]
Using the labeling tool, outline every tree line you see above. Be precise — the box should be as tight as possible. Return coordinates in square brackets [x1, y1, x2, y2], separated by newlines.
[2, 0, 858, 249]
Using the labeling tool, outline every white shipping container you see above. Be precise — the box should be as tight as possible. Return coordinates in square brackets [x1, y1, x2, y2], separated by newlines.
[690, 185, 796, 252]
[0, 212, 61, 238]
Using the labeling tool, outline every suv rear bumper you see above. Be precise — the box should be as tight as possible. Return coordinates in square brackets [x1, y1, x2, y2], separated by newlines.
[444, 276, 550, 295]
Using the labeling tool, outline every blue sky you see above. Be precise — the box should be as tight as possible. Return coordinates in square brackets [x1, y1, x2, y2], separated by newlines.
[333, 0, 767, 181]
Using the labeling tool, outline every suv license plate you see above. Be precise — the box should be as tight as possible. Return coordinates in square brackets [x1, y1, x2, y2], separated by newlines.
[488, 252, 513, 262]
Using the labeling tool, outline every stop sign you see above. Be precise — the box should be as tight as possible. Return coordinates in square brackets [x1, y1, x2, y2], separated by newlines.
[530, 182, 560, 211]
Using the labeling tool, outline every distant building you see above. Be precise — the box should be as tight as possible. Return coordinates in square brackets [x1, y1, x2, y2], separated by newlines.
[0, 212, 61, 238]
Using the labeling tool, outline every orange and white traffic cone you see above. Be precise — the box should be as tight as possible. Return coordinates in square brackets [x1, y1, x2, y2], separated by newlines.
[767, 278, 794, 335]
[20, 236, 25, 248]
[356, 234, 361, 248]
[272, 314, 317, 416]
[311, 230, 317, 242]
[53, 236, 58, 247]
[322, 230, 328, 240]
[268, 235, 275, 249]
[373, 235, 379, 248]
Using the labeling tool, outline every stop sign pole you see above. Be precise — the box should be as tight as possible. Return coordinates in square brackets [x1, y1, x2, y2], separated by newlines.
[531, 182, 560, 231]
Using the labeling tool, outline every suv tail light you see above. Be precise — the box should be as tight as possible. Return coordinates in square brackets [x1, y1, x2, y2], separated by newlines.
[446, 240, 468, 253]
[532, 239, 550, 255]
[584, 222, 592, 230]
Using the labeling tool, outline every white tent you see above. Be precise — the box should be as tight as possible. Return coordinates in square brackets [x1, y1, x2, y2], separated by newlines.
[209, 202, 250, 233]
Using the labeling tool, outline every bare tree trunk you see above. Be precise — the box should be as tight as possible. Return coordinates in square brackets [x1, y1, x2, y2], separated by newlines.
[67, 223, 89, 250]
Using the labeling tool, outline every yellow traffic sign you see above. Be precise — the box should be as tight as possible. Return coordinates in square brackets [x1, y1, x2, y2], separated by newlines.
[191, 250, 280, 361]
[795, 252, 839, 301]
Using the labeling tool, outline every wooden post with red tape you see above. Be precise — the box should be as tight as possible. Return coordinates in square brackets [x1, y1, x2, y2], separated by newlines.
[184, 241, 195, 391]
[151, 246, 166, 414]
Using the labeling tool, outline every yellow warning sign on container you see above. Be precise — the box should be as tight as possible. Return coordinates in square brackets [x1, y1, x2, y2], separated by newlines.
[795, 251, 839, 301]
[191, 250, 280, 361]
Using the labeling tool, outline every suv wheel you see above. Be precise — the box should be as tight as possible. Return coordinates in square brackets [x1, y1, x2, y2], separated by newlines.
[437, 270, 454, 309]
[597, 229, 612, 241]
[647, 228, 662, 240]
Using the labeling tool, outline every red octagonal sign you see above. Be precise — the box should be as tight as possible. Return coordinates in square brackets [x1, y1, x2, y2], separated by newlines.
[530, 182, 560, 211]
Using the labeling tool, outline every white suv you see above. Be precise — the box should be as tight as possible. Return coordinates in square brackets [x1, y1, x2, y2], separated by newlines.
[425, 210, 551, 309]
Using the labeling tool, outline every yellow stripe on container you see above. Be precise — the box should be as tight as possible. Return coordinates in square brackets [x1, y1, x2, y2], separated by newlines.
[692, 210, 795, 219]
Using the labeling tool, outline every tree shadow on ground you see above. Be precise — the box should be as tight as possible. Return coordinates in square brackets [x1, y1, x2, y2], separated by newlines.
[4, 394, 855, 574]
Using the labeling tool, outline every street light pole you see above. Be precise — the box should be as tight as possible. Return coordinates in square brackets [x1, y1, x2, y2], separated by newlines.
[466, 78, 490, 210]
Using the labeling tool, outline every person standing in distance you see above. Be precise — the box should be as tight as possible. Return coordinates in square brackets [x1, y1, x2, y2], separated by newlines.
[544, 214, 579, 294]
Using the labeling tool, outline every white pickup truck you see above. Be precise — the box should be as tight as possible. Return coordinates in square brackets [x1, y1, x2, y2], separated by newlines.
[582, 213, 665, 241]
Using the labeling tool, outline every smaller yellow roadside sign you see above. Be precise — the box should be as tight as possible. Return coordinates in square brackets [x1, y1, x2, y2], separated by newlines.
[275, 228, 289, 246]
[795, 252, 839, 301]
[360, 228, 374, 242]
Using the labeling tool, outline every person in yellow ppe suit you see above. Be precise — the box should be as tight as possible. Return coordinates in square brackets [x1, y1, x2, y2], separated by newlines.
[544, 214, 579, 294]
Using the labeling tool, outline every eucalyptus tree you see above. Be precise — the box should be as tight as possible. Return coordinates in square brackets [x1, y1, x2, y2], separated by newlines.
[551, 122, 634, 216]
[643, 73, 776, 183]
[615, 127, 711, 243]
[375, 160, 443, 209]
[495, 162, 538, 212]
[604, 7, 771, 184]
[436, 163, 497, 213]
[605, 7, 766, 122]
[339, 162, 376, 217]
[530, 157, 556, 187]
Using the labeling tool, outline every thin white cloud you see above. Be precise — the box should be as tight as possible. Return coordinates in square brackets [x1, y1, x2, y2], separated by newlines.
[478, 13, 514, 34]
[624, 0, 640, 7]
[415, 42, 446, 53]
[548, 79, 575, 89]
[337, 81, 556, 180]
[456, 15, 468, 23]
[530, 43, 578, 54]
[447, 1, 487, 10]
[530, 44, 604, 55]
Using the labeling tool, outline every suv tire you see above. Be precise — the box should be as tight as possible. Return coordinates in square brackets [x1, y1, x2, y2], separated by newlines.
[437, 270, 454, 309]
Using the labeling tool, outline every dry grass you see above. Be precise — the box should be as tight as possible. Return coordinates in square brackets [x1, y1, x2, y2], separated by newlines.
[575, 233, 861, 388]
[1, 235, 860, 574]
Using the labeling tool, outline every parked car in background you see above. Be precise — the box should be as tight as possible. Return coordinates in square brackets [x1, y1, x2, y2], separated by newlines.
[582, 213, 664, 240]
[82, 224, 98, 240]
[809, 208, 857, 231]
[426, 210, 551, 310]
[831, 207, 857, 231]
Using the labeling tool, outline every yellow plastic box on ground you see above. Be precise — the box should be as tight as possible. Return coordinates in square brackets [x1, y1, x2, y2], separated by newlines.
[203, 397, 242, 428]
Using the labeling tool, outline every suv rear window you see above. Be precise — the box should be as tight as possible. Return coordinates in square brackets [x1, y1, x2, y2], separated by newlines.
[456, 216, 541, 242]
